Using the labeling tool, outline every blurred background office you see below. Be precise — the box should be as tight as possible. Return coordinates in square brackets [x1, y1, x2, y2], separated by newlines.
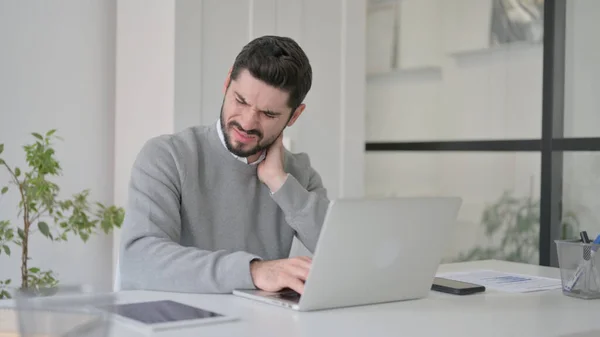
[0, 0, 599, 295]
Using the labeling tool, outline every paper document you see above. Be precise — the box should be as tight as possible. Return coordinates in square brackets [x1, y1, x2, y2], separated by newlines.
[436, 269, 562, 293]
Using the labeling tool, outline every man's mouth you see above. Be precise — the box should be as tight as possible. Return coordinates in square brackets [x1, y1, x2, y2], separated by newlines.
[232, 127, 257, 143]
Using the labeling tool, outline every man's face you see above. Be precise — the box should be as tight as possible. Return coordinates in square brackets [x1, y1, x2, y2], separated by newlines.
[220, 69, 303, 158]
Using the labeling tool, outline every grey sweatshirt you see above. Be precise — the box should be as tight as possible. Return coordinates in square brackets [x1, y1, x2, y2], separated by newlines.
[118, 122, 330, 294]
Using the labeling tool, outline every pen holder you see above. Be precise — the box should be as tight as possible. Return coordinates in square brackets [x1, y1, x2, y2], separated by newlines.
[555, 239, 600, 299]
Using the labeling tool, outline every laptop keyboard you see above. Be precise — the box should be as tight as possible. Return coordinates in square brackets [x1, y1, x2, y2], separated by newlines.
[273, 290, 301, 303]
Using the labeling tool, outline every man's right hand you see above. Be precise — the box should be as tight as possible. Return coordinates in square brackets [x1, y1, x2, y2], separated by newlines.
[249, 256, 312, 294]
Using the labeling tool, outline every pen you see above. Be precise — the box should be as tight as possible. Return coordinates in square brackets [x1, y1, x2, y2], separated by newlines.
[590, 234, 600, 254]
[564, 234, 600, 292]
[580, 231, 591, 244]
[590, 234, 600, 290]
[581, 231, 591, 260]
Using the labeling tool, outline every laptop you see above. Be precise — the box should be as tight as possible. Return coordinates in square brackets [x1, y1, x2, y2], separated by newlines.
[233, 196, 462, 311]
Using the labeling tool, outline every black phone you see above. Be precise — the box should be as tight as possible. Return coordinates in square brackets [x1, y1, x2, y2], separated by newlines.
[431, 277, 485, 295]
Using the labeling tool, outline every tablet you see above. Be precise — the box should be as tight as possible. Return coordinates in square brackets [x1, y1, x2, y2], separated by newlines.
[98, 300, 238, 332]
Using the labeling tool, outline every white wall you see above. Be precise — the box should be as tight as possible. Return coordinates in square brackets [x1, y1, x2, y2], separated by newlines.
[564, 0, 600, 138]
[174, 0, 203, 133]
[0, 0, 116, 291]
[112, 0, 176, 275]
[562, 0, 600, 237]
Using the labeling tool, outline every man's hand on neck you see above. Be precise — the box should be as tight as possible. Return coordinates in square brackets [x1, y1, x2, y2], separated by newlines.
[257, 135, 287, 193]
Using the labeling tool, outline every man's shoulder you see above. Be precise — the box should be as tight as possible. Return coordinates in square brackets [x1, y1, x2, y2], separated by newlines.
[139, 125, 212, 160]
[284, 150, 315, 172]
[283, 150, 325, 188]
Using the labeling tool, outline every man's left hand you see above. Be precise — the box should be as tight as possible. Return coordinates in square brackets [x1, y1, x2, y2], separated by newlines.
[258, 134, 287, 193]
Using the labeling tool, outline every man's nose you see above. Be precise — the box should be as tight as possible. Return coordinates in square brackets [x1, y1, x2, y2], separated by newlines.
[238, 108, 260, 131]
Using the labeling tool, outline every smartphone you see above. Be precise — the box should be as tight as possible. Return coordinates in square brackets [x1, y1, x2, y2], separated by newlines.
[431, 277, 485, 295]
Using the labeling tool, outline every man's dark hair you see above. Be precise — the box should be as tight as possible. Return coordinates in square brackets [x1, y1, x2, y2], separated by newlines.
[230, 35, 312, 110]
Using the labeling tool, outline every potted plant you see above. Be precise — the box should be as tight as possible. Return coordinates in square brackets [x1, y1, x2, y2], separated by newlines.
[451, 190, 580, 264]
[0, 130, 124, 299]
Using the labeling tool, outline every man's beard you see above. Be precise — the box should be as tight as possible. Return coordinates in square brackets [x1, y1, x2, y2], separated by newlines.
[219, 106, 283, 158]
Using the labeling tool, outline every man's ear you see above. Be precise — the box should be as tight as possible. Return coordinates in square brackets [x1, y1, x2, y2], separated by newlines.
[287, 104, 306, 127]
[223, 67, 232, 94]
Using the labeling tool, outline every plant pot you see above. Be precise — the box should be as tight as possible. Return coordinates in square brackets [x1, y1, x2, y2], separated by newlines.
[1, 286, 117, 337]
[1, 286, 60, 300]
[18, 286, 60, 298]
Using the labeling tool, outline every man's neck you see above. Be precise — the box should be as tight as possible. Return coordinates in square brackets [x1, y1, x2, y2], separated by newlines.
[246, 152, 263, 164]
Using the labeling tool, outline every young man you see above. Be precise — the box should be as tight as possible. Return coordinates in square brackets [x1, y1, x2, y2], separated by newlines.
[118, 35, 330, 295]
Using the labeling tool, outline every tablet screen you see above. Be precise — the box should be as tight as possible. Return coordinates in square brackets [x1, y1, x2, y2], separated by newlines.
[100, 300, 222, 325]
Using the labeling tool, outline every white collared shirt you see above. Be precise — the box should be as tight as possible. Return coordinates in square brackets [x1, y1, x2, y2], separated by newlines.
[216, 119, 266, 165]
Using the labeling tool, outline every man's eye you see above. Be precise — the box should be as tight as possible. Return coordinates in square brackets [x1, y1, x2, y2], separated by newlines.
[236, 98, 246, 105]
[264, 112, 277, 119]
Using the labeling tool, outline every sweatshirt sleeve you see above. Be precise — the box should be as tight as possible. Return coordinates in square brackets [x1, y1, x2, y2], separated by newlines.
[119, 137, 261, 294]
[270, 156, 330, 253]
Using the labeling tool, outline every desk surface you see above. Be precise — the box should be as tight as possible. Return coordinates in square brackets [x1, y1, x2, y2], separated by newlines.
[105, 259, 600, 337]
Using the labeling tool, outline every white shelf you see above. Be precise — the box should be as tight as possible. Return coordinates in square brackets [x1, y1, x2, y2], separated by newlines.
[447, 41, 543, 58]
[366, 65, 442, 80]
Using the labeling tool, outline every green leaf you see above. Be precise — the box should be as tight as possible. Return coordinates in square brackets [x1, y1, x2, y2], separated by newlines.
[17, 228, 25, 241]
[38, 222, 51, 238]
[32, 132, 44, 140]
[0, 144, 3, 155]
[1, 186, 7, 194]
[0, 158, 4, 165]
[2, 245, 10, 256]
[14, 167, 21, 177]
[29, 267, 40, 273]
[116, 209, 125, 226]
[5, 279, 10, 285]
[46, 129, 57, 137]
[80, 232, 89, 242]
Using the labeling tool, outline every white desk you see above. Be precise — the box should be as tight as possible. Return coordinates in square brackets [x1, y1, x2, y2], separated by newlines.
[105, 260, 600, 337]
